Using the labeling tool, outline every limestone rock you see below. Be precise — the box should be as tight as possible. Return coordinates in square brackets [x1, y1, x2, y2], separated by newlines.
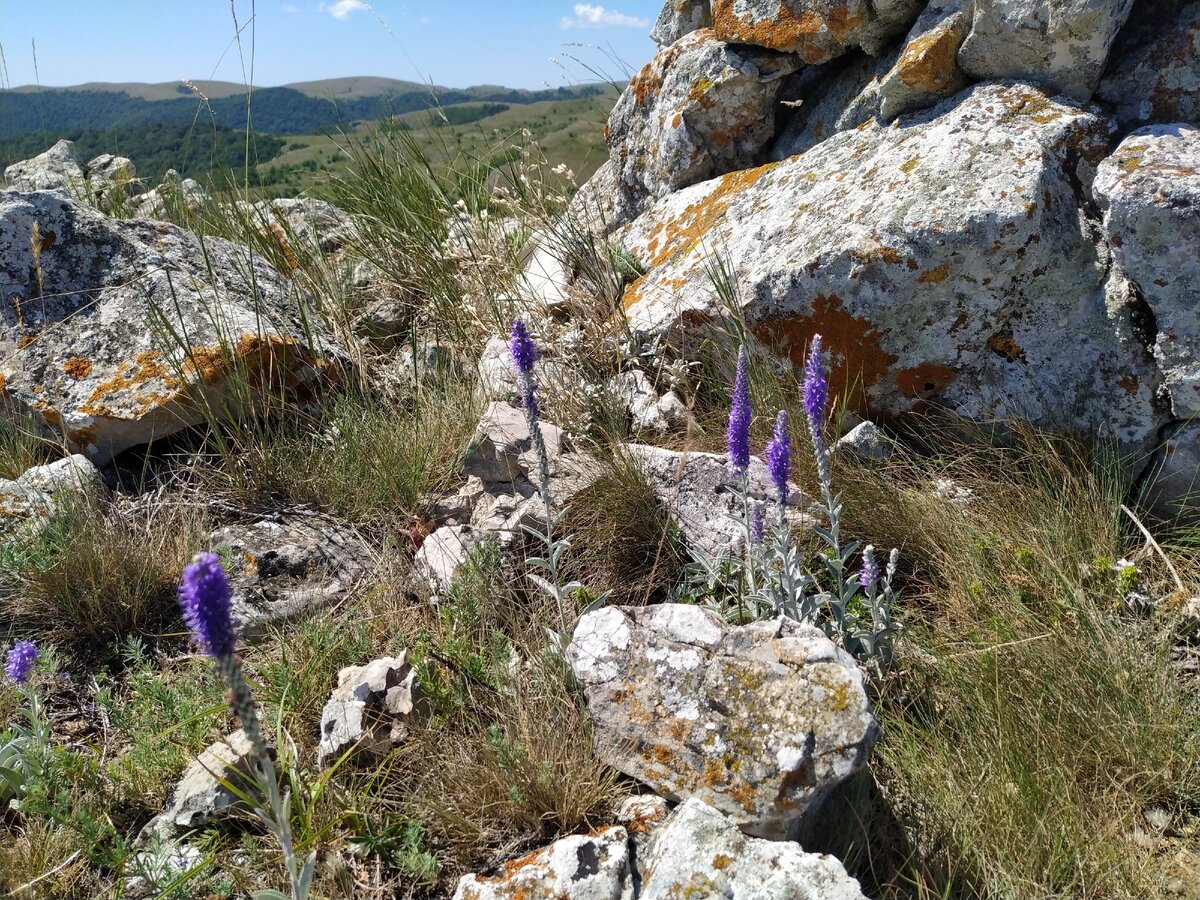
[957, 0, 1136, 99]
[318, 653, 423, 768]
[452, 826, 632, 900]
[463, 401, 576, 487]
[1098, 2, 1200, 130]
[607, 29, 798, 222]
[652, 0, 712, 46]
[209, 513, 371, 637]
[143, 730, 261, 839]
[85, 154, 137, 214]
[568, 604, 880, 837]
[3, 140, 85, 194]
[0, 453, 105, 542]
[711, 0, 924, 63]
[877, 0, 970, 120]
[638, 797, 868, 899]
[130, 169, 209, 220]
[1094, 125, 1200, 418]
[621, 83, 1160, 449]
[1141, 421, 1200, 524]
[621, 443, 814, 556]
[246, 197, 355, 256]
[834, 420, 896, 460]
[15, 453, 104, 495]
[613, 370, 692, 434]
[0, 190, 342, 464]
[413, 524, 488, 595]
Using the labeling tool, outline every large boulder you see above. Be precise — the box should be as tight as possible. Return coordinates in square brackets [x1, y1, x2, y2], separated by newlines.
[567, 604, 880, 838]
[1098, 2, 1200, 131]
[0, 190, 342, 464]
[638, 797, 868, 899]
[957, 0, 1136, 100]
[620, 83, 1163, 449]
[710, 0, 923, 63]
[606, 29, 798, 223]
[3, 140, 85, 194]
[1094, 125, 1200, 419]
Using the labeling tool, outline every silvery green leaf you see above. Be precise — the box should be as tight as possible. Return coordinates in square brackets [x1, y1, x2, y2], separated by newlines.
[527, 572, 560, 598]
[298, 853, 317, 898]
[251, 890, 290, 900]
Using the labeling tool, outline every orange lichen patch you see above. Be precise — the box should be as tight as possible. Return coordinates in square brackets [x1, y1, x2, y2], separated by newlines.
[889, 24, 966, 92]
[648, 744, 675, 766]
[713, 854, 735, 870]
[712, 0, 864, 60]
[79, 349, 184, 419]
[986, 332, 1023, 360]
[630, 31, 704, 107]
[0, 372, 6, 394]
[40, 407, 62, 427]
[17, 334, 36, 350]
[753, 294, 898, 413]
[702, 756, 730, 789]
[625, 806, 665, 835]
[727, 779, 756, 812]
[63, 357, 93, 380]
[264, 222, 300, 275]
[895, 363, 957, 397]
[851, 243, 903, 265]
[667, 718, 690, 742]
[917, 263, 950, 284]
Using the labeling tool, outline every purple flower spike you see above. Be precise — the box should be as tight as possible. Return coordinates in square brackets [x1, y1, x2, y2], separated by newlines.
[727, 349, 751, 474]
[179, 552, 237, 659]
[764, 410, 791, 504]
[5, 640, 38, 683]
[509, 319, 538, 377]
[859, 545, 880, 589]
[750, 506, 766, 545]
[803, 334, 827, 432]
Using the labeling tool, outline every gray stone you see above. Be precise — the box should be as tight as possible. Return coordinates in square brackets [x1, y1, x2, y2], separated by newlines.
[143, 730, 261, 839]
[638, 797, 868, 899]
[0, 190, 343, 464]
[318, 653, 423, 768]
[607, 29, 798, 222]
[452, 826, 632, 900]
[1098, 2, 1200, 131]
[711, 0, 923, 62]
[462, 401, 575, 487]
[621, 83, 1159, 451]
[834, 420, 895, 461]
[1141, 422, 1200, 524]
[567, 604, 880, 838]
[413, 524, 489, 596]
[1094, 125, 1200, 418]
[652, 0, 712, 46]
[877, 0, 970, 120]
[3, 140, 85, 194]
[85, 154, 137, 214]
[0, 453, 106, 542]
[130, 169, 209, 220]
[957, 0, 1136, 99]
[613, 370, 692, 434]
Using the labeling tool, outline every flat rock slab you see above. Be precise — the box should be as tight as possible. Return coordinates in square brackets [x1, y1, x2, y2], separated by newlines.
[0, 190, 343, 464]
[568, 604, 880, 838]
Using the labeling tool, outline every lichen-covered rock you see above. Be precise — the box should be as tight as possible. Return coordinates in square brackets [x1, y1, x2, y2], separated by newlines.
[452, 826, 632, 900]
[621, 83, 1162, 449]
[711, 0, 923, 63]
[877, 0, 970, 120]
[613, 370, 692, 434]
[957, 0, 1136, 99]
[0, 454, 104, 542]
[1094, 125, 1200, 418]
[652, 0, 712, 45]
[638, 797, 868, 899]
[129, 169, 209, 220]
[606, 29, 798, 222]
[85, 154, 137, 214]
[208, 513, 371, 636]
[244, 197, 356, 256]
[318, 653, 424, 768]
[3, 140, 85, 194]
[769, 49, 894, 161]
[142, 730, 262, 840]
[621, 443, 814, 556]
[0, 190, 342, 464]
[413, 524, 488, 595]
[567, 604, 880, 838]
[1098, 2, 1200, 130]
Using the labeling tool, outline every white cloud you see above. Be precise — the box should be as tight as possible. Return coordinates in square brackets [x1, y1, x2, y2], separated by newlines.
[559, 4, 648, 29]
[321, 0, 369, 19]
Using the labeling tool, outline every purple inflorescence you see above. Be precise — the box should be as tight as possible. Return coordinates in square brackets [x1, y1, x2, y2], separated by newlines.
[727, 349, 751, 473]
[179, 552, 237, 659]
[803, 334, 827, 433]
[4, 640, 38, 683]
[859, 544, 880, 589]
[509, 319, 538, 377]
[764, 410, 791, 504]
[750, 506, 766, 545]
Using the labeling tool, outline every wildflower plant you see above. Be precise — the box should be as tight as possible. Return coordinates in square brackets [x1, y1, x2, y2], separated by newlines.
[0, 640, 52, 810]
[509, 319, 588, 636]
[178, 552, 315, 900]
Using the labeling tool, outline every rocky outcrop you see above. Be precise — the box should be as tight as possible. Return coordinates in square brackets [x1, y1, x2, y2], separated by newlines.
[3, 140, 86, 194]
[620, 83, 1161, 449]
[606, 29, 798, 222]
[877, 0, 970, 119]
[651, 0, 712, 46]
[957, 0, 1136, 99]
[1098, 2, 1200, 130]
[567, 604, 880, 838]
[0, 190, 342, 464]
[1094, 125, 1200, 419]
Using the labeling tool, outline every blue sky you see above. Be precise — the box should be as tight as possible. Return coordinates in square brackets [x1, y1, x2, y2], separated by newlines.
[0, 1, 661, 90]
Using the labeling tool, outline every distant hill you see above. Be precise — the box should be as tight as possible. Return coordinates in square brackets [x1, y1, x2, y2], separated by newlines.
[0, 78, 610, 137]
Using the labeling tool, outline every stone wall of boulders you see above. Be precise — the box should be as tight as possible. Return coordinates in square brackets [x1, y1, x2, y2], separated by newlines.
[582, 0, 1200, 518]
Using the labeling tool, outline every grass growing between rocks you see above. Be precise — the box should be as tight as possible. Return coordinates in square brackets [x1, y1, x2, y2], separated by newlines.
[0, 412, 55, 481]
